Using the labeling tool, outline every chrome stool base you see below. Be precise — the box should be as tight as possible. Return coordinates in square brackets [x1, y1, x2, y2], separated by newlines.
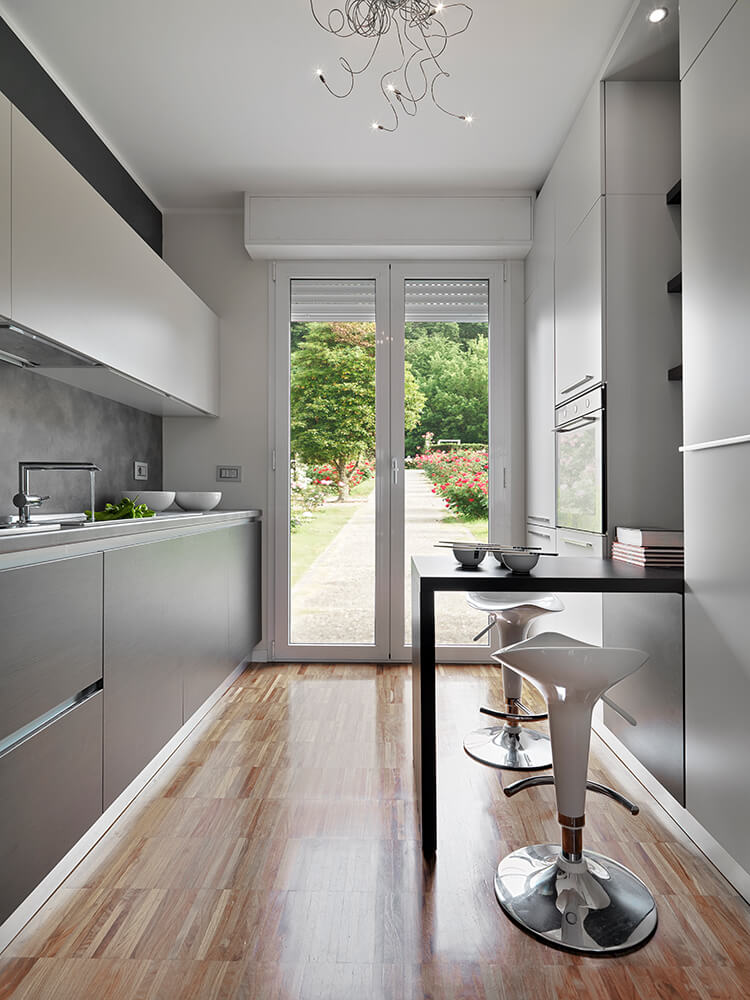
[463, 726, 552, 770]
[494, 844, 658, 955]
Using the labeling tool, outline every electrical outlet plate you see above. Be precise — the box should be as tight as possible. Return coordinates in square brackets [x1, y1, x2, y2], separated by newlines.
[216, 465, 242, 483]
[134, 461, 148, 481]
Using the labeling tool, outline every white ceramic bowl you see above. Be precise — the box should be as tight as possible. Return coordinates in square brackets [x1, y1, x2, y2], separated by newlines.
[500, 551, 540, 575]
[119, 490, 175, 512]
[174, 491, 222, 512]
[453, 546, 486, 568]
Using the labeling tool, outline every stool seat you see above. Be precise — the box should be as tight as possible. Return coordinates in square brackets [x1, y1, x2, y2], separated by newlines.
[463, 592, 563, 771]
[490, 632, 657, 955]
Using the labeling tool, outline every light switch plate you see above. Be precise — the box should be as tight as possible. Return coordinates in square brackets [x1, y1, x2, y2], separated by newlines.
[217, 465, 242, 483]
[134, 461, 148, 481]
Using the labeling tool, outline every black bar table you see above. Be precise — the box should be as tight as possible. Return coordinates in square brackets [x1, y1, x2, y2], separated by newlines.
[411, 553, 685, 857]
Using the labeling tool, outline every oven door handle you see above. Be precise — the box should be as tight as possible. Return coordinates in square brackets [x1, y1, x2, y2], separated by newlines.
[553, 416, 598, 433]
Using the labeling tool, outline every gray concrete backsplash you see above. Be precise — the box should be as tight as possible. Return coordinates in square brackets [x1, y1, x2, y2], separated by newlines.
[0, 364, 162, 517]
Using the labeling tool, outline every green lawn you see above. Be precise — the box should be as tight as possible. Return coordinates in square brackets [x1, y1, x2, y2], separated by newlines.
[290, 478, 376, 586]
[442, 514, 488, 542]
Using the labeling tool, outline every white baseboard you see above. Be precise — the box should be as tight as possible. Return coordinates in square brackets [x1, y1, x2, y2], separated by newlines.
[250, 646, 269, 662]
[0, 658, 249, 955]
[593, 716, 750, 905]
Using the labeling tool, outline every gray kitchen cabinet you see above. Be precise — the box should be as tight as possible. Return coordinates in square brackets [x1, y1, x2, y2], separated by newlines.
[604, 83, 681, 196]
[0, 93, 9, 318]
[525, 183, 555, 302]
[103, 539, 185, 807]
[0, 554, 103, 744]
[229, 520, 262, 668]
[683, 445, 750, 872]
[104, 524, 260, 804]
[679, 0, 737, 79]
[554, 199, 604, 405]
[181, 529, 233, 720]
[603, 593, 684, 804]
[681, 1, 750, 445]
[10, 107, 219, 415]
[0, 690, 102, 924]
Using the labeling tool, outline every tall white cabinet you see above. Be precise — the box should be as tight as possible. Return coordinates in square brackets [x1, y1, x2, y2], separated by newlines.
[681, 0, 750, 881]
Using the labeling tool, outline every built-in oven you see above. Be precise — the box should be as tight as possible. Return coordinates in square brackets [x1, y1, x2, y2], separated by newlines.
[555, 385, 605, 535]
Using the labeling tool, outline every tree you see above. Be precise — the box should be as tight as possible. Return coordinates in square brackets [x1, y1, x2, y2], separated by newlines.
[404, 331, 488, 454]
[290, 322, 424, 500]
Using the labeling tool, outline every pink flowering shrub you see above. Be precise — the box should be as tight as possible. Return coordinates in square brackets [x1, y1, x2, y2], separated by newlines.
[308, 458, 375, 493]
[412, 448, 489, 518]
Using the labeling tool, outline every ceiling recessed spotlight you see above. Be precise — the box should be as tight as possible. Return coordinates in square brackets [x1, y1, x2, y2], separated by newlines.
[647, 7, 669, 24]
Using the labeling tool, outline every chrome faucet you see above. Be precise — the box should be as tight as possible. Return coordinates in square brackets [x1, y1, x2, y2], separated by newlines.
[13, 462, 100, 525]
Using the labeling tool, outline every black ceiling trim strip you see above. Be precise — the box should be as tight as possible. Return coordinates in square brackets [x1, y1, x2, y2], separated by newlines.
[0, 16, 162, 256]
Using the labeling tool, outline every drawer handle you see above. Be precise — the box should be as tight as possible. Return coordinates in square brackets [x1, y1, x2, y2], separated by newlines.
[528, 515, 551, 523]
[561, 537, 593, 548]
[528, 529, 551, 539]
[560, 374, 594, 395]
[0, 680, 102, 759]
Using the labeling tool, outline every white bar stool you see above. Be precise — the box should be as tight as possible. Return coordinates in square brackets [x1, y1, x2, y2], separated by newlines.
[490, 632, 657, 954]
[463, 591, 564, 770]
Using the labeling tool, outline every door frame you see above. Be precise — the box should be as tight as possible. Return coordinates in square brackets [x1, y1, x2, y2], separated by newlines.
[268, 260, 525, 663]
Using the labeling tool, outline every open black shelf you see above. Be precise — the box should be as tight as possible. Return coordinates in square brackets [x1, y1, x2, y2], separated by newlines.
[666, 180, 681, 205]
[668, 364, 683, 382]
[667, 272, 682, 294]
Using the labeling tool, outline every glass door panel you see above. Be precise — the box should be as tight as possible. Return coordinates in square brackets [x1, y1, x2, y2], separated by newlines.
[401, 279, 491, 647]
[275, 270, 389, 660]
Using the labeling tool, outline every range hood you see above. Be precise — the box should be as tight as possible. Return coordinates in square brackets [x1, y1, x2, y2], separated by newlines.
[0, 321, 101, 369]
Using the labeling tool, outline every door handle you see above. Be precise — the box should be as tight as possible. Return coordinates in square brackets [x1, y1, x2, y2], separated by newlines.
[553, 417, 597, 433]
[392, 457, 399, 486]
[560, 374, 594, 395]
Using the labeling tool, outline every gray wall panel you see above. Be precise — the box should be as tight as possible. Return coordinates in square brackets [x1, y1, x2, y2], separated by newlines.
[0, 363, 162, 519]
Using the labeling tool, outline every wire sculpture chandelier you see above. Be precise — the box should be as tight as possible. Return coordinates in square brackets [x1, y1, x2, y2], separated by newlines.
[310, 1, 474, 132]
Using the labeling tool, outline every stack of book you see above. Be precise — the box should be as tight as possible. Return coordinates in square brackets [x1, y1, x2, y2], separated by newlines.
[612, 527, 684, 567]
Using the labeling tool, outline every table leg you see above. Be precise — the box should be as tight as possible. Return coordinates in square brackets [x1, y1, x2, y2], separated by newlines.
[412, 567, 436, 856]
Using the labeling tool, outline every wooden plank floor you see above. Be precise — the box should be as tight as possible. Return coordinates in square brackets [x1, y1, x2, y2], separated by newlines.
[1, 663, 750, 999]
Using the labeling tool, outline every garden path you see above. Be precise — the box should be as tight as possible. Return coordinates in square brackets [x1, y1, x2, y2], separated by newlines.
[290, 469, 489, 647]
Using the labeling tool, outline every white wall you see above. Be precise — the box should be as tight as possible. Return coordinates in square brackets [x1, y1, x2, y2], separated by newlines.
[162, 212, 270, 651]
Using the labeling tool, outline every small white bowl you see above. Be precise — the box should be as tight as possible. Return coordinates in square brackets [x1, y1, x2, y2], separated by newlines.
[453, 546, 486, 568]
[119, 490, 175, 512]
[500, 551, 540, 575]
[174, 491, 222, 512]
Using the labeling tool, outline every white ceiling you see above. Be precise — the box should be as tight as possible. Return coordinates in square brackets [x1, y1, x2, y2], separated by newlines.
[0, 0, 636, 211]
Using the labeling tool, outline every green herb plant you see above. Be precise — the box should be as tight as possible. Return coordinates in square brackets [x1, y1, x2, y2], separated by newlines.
[85, 496, 155, 521]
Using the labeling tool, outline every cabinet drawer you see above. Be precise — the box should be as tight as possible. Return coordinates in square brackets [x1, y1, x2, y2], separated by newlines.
[526, 523, 556, 553]
[0, 690, 102, 923]
[0, 554, 103, 743]
[556, 528, 606, 559]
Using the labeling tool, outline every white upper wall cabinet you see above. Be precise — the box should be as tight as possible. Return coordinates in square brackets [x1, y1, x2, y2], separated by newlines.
[554, 84, 604, 250]
[679, 0, 737, 79]
[10, 109, 219, 416]
[0, 94, 10, 318]
[681, 0, 750, 445]
[554, 199, 604, 405]
[524, 184, 554, 302]
[604, 83, 680, 194]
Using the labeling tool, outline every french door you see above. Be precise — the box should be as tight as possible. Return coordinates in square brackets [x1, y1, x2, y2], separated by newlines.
[271, 261, 510, 662]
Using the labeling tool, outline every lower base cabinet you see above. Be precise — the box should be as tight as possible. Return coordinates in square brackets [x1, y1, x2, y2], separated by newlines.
[104, 522, 261, 807]
[0, 692, 103, 924]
